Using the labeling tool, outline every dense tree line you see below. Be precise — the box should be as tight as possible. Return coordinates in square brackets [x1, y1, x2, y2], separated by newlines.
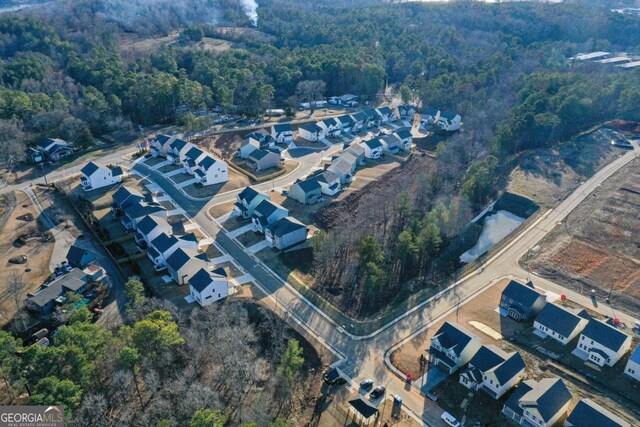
[0, 281, 317, 426]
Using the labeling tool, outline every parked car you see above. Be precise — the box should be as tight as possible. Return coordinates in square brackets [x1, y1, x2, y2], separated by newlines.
[369, 386, 385, 399]
[359, 379, 374, 390]
[323, 368, 346, 385]
[441, 411, 460, 427]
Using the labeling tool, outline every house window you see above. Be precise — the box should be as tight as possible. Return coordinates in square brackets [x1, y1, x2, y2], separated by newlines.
[205, 295, 212, 299]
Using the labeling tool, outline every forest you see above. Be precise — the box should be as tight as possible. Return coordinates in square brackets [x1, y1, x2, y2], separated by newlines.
[0, 280, 321, 426]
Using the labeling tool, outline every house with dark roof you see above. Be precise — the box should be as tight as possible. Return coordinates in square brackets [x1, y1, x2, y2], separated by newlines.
[30, 138, 73, 163]
[319, 118, 341, 137]
[565, 399, 630, 427]
[429, 322, 481, 374]
[298, 122, 325, 141]
[65, 245, 97, 268]
[459, 345, 526, 399]
[534, 304, 589, 345]
[437, 111, 462, 132]
[500, 280, 547, 322]
[183, 147, 206, 174]
[270, 123, 293, 144]
[336, 115, 355, 133]
[121, 202, 166, 231]
[147, 233, 197, 271]
[149, 134, 176, 157]
[420, 108, 441, 127]
[80, 161, 124, 191]
[166, 138, 189, 164]
[247, 148, 281, 172]
[252, 200, 288, 233]
[111, 186, 144, 216]
[362, 108, 382, 127]
[381, 134, 402, 154]
[188, 267, 229, 306]
[234, 187, 270, 219]
[376, 106, 395, 122]
[191, 153, 228, 186]
[134, 214, 172, 247]
[502, 378, 572, 427]
[265, 216, 308, 250]
[624, 345, 640, 381]
[393, 127, 413, 151]
[239, 133, 261, 159]
[350, 111, 368, 132]
[166, 247, 208, 285]
[573, 318, 632, 367]
[288, 178, 322, 205]
[310, 169, 341, 196]
[361, 139, 383, 159]
[397, 105, 417, 120]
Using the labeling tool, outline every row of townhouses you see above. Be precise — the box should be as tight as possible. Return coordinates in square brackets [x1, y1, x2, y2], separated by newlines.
[298, 106, 396, 142]
[397, 105, 462, 132]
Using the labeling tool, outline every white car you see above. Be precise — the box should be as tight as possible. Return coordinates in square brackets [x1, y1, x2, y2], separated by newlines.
[441, 411, 460, 427]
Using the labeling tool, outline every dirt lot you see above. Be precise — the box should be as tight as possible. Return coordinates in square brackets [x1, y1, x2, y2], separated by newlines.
[507, 126, 625, 208]
[119, 32, 235, 54]
[528, 160, 640, 316]
[335, 157, 401, 201]
[0, 191, 54, 327]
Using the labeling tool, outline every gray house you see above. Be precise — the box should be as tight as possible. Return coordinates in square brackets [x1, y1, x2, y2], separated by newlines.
[500, 280, 547, 322]
[247, 149, 281, 172]
[265, 216, 308, 250]
[65, 245, 97, 268]
[288, 178, 322, 205]
[111, 186, 145, 216]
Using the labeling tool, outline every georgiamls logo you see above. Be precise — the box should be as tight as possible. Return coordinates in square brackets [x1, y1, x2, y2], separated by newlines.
[0, 405, 65, 426]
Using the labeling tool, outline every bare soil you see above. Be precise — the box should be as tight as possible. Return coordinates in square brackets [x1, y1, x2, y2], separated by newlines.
[528, 160, 640, 316]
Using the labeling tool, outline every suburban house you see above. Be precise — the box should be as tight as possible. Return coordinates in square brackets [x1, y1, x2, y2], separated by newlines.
[247, 149, 281, 172]
[565, 399, 630, 427]
[533, 304, 590, 345]
[150, 134, 177, 157]
[361, 139, 384, 159]
[421, 108, 441, 126]
[120, 202, 166, 231]
[429, 321, 482, 374]
[459, 345, 526, 399]
[329, 94, 358, 106]
[111, 186, 145, 216]
[288, 178, 322, 205]
[500, 280, 547, 322]
[573, 318, 632, 367]
[26, 265, 106, 316]
[501, 378, 572, 427]
[337, 115, 355, 133]
[362, 108, 382, 127]
[271, 123, 294, 144]
[148, 233, 198, 271]
[134, 214, 172, 247]
[30, 138, 73, 163]
[624, 345, 640, 381]
[376, 106, 395, 122]
[188, 267, 229, 307]
[298, 122, 324, 141]
[166, 138, 189, 164]
[394, 127, 413, 150]
[345, 143, 366, 165]
[65, 245, 97, 268]
[319, 118, 341, 137]
[310, 169, 341, 196]
[251, 200, 289, 233]
[397, 105, 417, 120]
[80, 161, 124, 191]
[350, 111, 368, 132]
[265, 216, 308, 250]
[239, 134, 261, 159]
[327, 153, 357, 185]
[380, 134, 402, 154]
[166, 247, 209, 285]
[437, 111, 462, 132]
[234, 187, 270, 219]
[183, 147, 206, 174]
[192, 154, 228, 186]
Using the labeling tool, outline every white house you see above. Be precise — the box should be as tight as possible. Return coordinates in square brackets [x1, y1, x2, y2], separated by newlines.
[573, 318, 632, 367]
[624, 345, 640, 381]
[120, 202, 166, 231]
[327, 155, 357, 185]
[252, 200, 289, 233]
[380, 134, 401, 154]
[188, 267, 229, 306]
[166, 138, 190, 164]
[361, 139, 383, 159]
[345, 143, 366, 165]
[336, 115, 355, 133]
[194, 154, 228, 186]
[265, 216, 308, 250]
[166, 247, 209, 285]
[148, 233, 198, 271]
[329, 94, 358, 106]
[421, 108, 441, 127]
[350, 112, 367, 132]
[393, 127, 413, 151]
[319, 118, 341, 137]
[533, 304, 589, 345]
[362, 108, 382, 127]
[502, 378, 572, 427]
[376, 106, 395, 123]
[239, 134, 261, 159]
[298, 122, 324, 141]
[565, 399, 630, 427]
[234, 187, 271, 219]
[80, 161, 124, 191]
[311, 170, 341, 195]
[459, 345, 526, 399]
[429, 322, 481, 374]
[134, 214, 172, 247]
[183, 146, 206, 172]
[150, 134, 177, 157]
[437, 111, 462, 132]
[397, 105, 417, 120]
[271, 123, 293, 144]
[111, 186, 145, 216]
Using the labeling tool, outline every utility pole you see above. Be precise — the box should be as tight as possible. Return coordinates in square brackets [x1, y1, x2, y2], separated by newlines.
[40, 163, 48, 186]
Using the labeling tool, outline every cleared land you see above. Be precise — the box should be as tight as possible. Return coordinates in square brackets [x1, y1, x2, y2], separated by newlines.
[119, 32, 235, 54]
[528, 159, 640, 315]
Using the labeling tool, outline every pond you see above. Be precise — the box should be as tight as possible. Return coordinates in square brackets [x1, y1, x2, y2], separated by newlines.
[460, 210, 525, 263]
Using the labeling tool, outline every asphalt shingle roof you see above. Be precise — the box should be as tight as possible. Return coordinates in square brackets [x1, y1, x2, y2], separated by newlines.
[272, 123, 292, 133]
[468, 345, 507, 372]
[254, 200, 286, 218]
[81, 161, 101, 177]
[491, 352, 526, 385]
[237, 187, 261, 204]
[65, 245, 95, 267]
[299, 122, 322, 133]
[294, 178, 321, 193]
[535, 304, 587, 338]
[519, 378, 572, 423]
[502, 280, 544, 310]
[189, 268, 215, 293]
[582, 319, 631, 352]
[151, 233, 178, 254]
[137, 215, 162, 235]
[431, 322, 477, 358]
[395, 128, 413, 139]
[363, 139, 383, 150]
[197, 155, 216, 170]
[112, 186, 143, 207]
[566, 399, 629, 427]
[166, 247, 192, 271]
[629, 345, 640, 365]
[266, 216, 306, 238]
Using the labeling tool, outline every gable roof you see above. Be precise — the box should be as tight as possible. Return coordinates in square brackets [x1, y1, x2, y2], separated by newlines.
[185, 146, 203, 160]
[110, 166, 124, 176]
[363, 108, 380, 119]
[137, 215, 168, 235]
[299, 122, 322, 133]
[377, 106, 393, 116]
[431, 322, 477, 357]
[65, 245, 95, 267]
[395, 127, 413, 139]
[153, 134, 172, 145]
[328, 159, 353, 175]
[363, 139, 383, 150]
[254, 200, 286, 218]
[338, 151, 358, 165]
[440, 111, 460, 120]
[312, 169, 339, 184]
[322, 118, 339, 128]
[382, 134, 401, 145]
[351, 111, 368, 122]
[581, 318, 631, 352]
[81, 161, 101, 177]
[197, 155, 216, 170]
[237, 187, 262, 204]
[294, 178, 322, 193]
[519, 378, 572, 423]
[346, 143, 365, 156]
[266, 216, 306, 238]
[629, 345, 640, 365]
[27, 268, 97, 308]
[535, 304, 587, 338]
[112, 186, 144, 206]
[468, 345, 508, 372]
[166, 247, 193, 271]
[566, 399, 629, 427]
[502, 280, 545, 309]
[489, 352, 526, 385]
[169, 138, 188, 152]
[151, 233, 179, 254]
[272, 123, 292, 133]
[249, 148, 277, 161]
[503, 381, 534, 417]
[422, 108, 440, 117]
[189, 268, 226, 293]
[124, 202, 164, 221]
[337, 115, 354, 126]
